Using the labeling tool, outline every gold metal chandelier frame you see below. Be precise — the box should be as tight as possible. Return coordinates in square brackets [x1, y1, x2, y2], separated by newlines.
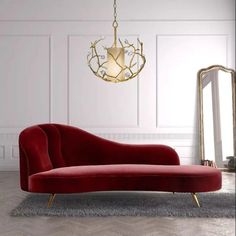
[87, 0, 146, 83]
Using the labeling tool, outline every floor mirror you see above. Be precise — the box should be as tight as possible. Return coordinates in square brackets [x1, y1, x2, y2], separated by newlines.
[198, 65, 236, 168]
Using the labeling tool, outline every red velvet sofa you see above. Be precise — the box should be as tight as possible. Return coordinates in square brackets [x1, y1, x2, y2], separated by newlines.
[19, 124, 222, 207]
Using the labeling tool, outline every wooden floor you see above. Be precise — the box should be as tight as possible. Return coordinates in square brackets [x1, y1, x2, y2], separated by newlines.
[0, 171, 235, 236]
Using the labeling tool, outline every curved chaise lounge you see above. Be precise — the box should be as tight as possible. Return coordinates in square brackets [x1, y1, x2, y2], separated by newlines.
[19, 124, 222, 208]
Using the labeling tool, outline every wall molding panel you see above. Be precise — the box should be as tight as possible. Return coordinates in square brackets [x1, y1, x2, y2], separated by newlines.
[0, 34, 52, 129]
[156, 34, 229, 132]
[11, 145, 19, 160]
[0, 0, 234, 170]
[0, 146, 5, 160]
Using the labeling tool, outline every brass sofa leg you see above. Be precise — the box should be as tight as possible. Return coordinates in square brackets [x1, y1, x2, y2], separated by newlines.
[191, 193, 201, 207]
[48, 194, 56, 208]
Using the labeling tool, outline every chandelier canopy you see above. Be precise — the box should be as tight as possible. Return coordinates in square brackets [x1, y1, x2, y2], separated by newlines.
[87, 0, 146, 83]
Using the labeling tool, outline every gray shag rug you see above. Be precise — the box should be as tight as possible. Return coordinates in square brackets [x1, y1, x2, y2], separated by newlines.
[10, 192, 235, 218]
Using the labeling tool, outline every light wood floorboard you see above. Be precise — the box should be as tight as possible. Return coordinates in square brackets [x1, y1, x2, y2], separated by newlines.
[0, 171, 235, 236]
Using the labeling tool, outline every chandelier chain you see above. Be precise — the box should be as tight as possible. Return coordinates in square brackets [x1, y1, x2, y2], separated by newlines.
[112, 0, 118, 28]
[112, 0, 118, 46]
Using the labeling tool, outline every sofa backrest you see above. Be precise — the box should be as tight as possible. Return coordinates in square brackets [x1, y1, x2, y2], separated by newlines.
[19, 124, 180, 191]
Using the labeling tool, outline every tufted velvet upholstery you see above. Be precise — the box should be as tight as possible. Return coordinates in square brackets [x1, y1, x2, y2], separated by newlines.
[19, 124, 221, 194]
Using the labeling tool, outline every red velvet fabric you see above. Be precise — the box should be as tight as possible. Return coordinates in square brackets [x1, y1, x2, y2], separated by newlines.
[29, 165, 221, 193]
[19, 126, 53, 175]
[54, 124, 180, 166]
[38, 124, 66, 168]
[19, 146, 29, 191]
[19, 124, 180, 191]
[19, 124, 221, 194]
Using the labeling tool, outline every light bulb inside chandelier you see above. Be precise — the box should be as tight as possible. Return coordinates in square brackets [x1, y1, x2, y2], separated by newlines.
[87, 0, 146, 83]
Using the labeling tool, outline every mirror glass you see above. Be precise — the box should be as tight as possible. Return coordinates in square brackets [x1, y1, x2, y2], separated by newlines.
[198, 65, 236, 168]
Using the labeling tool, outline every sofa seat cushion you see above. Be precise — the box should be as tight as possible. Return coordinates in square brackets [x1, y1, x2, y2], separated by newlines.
[29, 164, 221, 193]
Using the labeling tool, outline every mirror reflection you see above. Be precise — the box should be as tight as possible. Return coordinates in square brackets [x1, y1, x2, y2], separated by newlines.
[198, 65, 236, 168]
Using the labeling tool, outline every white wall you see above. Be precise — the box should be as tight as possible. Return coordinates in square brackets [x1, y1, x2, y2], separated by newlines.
[0, 0, 235, 170]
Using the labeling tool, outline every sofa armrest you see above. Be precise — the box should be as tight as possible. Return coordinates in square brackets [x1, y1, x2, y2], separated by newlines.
[19, 126, 53, 191]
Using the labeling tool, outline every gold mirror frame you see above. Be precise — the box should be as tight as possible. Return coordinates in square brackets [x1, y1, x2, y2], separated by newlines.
[198, 65, 236, 163]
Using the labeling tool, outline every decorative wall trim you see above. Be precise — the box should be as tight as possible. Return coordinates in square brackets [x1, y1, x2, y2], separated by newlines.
[94, 133, 194, 141]
[155, 33, 229, 129]
[0, 34, 52, 129]
[0, 132, 194, 140]
[0, 145, 5, 159]
[11, 145, 19, 159]
[67, 35, 70, 125]
[156, 35, 159, 128]
[49, 35, 53, 123]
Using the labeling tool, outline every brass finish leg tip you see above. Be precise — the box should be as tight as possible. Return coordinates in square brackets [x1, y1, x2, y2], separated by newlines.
[47, 194, 56, 208]
[191, 193, 201, 208]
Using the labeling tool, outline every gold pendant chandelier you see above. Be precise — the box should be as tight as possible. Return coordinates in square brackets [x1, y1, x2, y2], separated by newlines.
[87, 0, 146, 83]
